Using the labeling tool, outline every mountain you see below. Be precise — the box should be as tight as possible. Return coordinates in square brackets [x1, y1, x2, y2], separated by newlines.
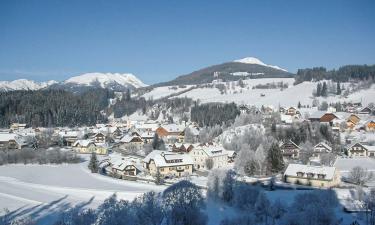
[49, 72, 147, 92]
[154, 57, 293, 87]
[1, 73, 147, 93]
[0, 79, 57, 91]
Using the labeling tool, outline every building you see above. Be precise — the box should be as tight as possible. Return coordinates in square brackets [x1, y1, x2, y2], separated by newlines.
[359, 106, 373, 115]
[93, 132, 106, 144]
[320, 113, 338, 125]
[59, 131, 78, 146]
[365, 120, 375, 131]
[143, 150, 194, 178]
[347, 142, 375, 157]
[312, 142, 332, 159]
[172, 143, 194, 153]
[0, 133, 24, 150]
[286, 107, 300, 116]
[10, 123, 27, 131]
[156, 124, 185, 143]
[72, 140, 108, 155]
[279, 140, 300, 159]
[284, 164, 341, 188]
[109, 157, 142, 177]
[119, 135, 144, 150]
[189, 143, 228, 170]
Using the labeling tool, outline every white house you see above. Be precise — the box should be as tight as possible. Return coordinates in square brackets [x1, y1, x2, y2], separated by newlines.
[284, 163, 341, 188]
[312, 142, 332, 159]
[189, 143, 228, 170]
[143, 150, 194, 178]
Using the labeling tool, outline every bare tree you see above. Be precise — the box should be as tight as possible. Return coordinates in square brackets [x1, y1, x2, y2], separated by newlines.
[349, 166, 374, 186]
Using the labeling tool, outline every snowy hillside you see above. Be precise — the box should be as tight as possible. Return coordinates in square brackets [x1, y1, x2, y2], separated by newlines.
[0, 79, 57, 91]
[143, 78, 375, 107]
[234, 57, 288, 72]
[64, 72, 147, 89]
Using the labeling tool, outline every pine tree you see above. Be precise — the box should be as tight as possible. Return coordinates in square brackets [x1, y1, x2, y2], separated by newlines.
[154, 169, 164, 185]
[322, 82, 328, 97]
[316, 83, 322, 96]
[336, 81, 341, 95]
[297, 101, 302, 109]
[88, 152, 99, 173]
[266, 143, 285, 175]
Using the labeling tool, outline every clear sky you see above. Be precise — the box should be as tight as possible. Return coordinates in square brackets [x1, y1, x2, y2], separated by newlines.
[1, 0, 374, 84]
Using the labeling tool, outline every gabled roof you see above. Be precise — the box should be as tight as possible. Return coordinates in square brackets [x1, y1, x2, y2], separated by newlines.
[73, 140, 95, 147]
[314, 142, 332, 152]
[159, 124, 185, 133]
[143, 150, 194, 167]
[284, 163, 336, 180]
[120, 135, 143, 143]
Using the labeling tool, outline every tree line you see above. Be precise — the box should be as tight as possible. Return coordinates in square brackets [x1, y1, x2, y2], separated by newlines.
[294, 65, 375, 84]
[191, 102, 240, 127]
[0, 89, 112, 128]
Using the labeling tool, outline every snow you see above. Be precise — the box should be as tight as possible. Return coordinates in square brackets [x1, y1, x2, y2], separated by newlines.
[64, 72, 147, 89]
[0, 79, 57, 91]
[0, 160, 165, 219]
[142, 85, 193, 100]
[234, 57, 288, 72]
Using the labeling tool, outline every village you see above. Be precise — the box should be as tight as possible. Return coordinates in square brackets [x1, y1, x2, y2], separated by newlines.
[1, 101, 374, 193]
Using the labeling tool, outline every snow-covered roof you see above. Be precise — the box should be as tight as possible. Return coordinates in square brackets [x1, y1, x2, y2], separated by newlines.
[143, 150, 194, 167]
[314, 142, 332, 151]
[309, 111, 326, 119]
[195, 144, 228, 157]
[73, 140, 95, 147]
[120, 135, 142, 143]
[59, 131, 78, 137]
[0, 133, 18, 142]
[284, 163, 337, 180]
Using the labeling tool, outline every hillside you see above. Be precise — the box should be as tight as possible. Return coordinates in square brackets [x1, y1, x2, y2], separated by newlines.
[154, 57, 293, 87]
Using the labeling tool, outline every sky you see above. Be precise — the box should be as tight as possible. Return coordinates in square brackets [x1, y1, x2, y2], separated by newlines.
[0, 0, 375, 85]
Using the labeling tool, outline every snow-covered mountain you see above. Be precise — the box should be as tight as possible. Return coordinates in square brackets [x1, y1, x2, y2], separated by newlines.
[234, 57, 288, 72]
[64, 73, 147, 89]
[0, 73, 147, 92]
[0, 79, 57, 91]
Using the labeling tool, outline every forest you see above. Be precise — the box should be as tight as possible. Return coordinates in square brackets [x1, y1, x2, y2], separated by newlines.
[0, 89, 112, 127]
[294, 64, 375, 84]
[190, 102, 240, 127]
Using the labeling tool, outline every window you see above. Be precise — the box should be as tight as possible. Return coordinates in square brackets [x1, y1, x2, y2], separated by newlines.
[160, 168, 164, 172]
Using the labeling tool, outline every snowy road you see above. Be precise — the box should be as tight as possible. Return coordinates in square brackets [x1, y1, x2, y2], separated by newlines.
[0, 162, 165, 223]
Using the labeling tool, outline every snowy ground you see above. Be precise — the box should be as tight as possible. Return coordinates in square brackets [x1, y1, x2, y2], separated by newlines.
[143, 78, 375, 107]
[335, 157, 375, 187]
[0, 160, 165, 223]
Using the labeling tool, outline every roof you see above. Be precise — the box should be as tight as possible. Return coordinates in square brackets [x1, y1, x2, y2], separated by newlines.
[194, 143, 228, 157]
[110, 157, 141, 171]
[309, 111, 327, 119]
[0, 133, 18, 142]
[314, 142, 332, 151]
[73, 140, 95, 147]
[143, 150, 194, 167]
[284, 163, 337, 180]
[120, 135, 143, 143]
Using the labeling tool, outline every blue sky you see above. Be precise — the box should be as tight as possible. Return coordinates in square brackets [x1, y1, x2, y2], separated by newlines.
[0, 0, 374, 84]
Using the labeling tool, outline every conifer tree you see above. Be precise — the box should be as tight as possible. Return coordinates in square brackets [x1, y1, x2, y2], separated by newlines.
[266, 143, 285, 175]
[88, 152, 99, 173]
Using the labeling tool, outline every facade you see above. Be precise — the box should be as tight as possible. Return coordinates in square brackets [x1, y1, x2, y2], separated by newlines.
[110, 158, 141, 177]
[279, 140, 300, 159]
[119, 135, 144, 150]
[347, 142, 375, 157]
[143, 150, 194, 177]
[156, 124, 185, 143]
[189, 143, 228, 170]
[0, 133, 23, 150]
[284, 164, 341, 188]
[172, 143, 194, 153]
[93, 132, 106, 144]
[72, 140, 108, 155]
[312, 142, 332, 159]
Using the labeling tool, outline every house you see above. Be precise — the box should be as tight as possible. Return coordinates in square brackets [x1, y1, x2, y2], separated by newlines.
[284, 164, 341, 188]
[172, 143, 194, 153]
[156, 124, 185, 143]
[119, 135, 144, 150]
[365, 120, 375, 131]
[309, 111, 326, 123]
[143, 150, 194, 178]
[59, 131, 78, 146]
[0, 133, 24, 150]
[279, 140, 300, 159]
[72, 140, 108, 155]
[312, 142, 332, 159]
[359, 106, 373, 115]
[109, 157, 142, 177]
[140, 131, 155, 144]
[320, 113, 338, 125]
[286, 107, 300, 116]
[93, 132, 106, 144]
[226, 150, 237, 163]
[10, 123, 27, 131]
[347, 114, 361, 129]
[189, 143, 228, 170]
[347, 142, 375, 157]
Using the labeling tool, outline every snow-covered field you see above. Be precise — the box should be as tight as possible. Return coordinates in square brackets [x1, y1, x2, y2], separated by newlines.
[0, 160, 165, 223]
[143, 78, 375, 107]
[142, 85, 194, 100]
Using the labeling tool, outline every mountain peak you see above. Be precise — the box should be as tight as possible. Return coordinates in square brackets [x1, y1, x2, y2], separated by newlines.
[64, 72, 148, 89]
[234, 57, 287, 72]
